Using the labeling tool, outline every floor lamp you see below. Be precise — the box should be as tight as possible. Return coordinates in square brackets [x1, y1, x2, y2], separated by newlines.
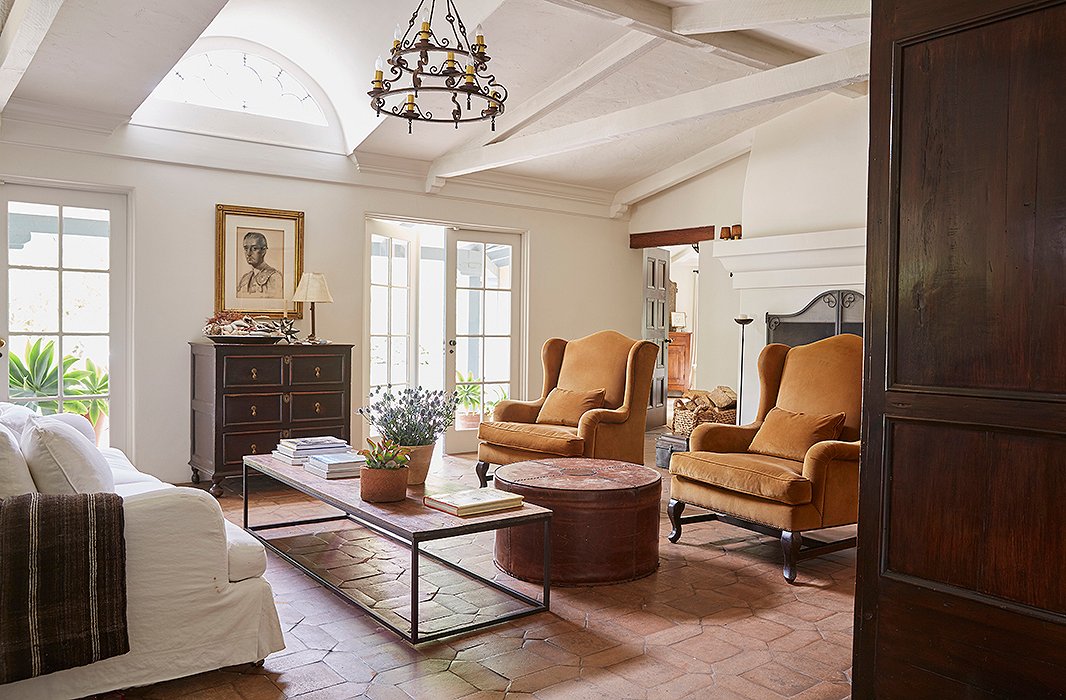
[734, 314, 754, 424]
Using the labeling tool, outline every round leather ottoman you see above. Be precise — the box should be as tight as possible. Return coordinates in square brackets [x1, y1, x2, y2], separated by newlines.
[493, 458, 662, 586]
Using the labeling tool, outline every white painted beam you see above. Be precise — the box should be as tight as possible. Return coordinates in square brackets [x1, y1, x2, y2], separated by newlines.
[426, 31, 662, 192]
[427, 41, 869, 181]
[0, 0, 65, 111]
[674, 0, 870, 35]
[610, 130, 755, 217]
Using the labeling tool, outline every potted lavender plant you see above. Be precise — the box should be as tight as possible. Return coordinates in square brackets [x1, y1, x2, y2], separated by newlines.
[357, 438, 410, 503]
[358, 386, 459, 485]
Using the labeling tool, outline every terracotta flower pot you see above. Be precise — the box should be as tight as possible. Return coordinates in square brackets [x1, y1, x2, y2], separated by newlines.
[402, 444, 434, 485]
[359, 466, 409, 503]
[456, 412, 482, 431]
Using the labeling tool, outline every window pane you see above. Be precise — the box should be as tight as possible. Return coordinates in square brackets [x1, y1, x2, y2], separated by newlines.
[62, 271, 109, 333]
[456, 289, 483, 336]
[390, 288, 408, 335]
[370, 285, 388, 334]
[62, 207, 110, 270]
[8, 202, 59, 268]
[63, 336, 110, 393]
[9, 269, 59, 332]
[6, 336, 62, 413]
[455, 336, 482, 382]
[485, 290, 511, 336]
[370, 337, 388, 386]
[456, 241, 484, 287]
[370, 235, 388, 285]
[392, 239, 408, 287]
[485, 244, 512, 289]
[391, 336, 408, 385]
[484, 337, 510, 382]
[483, 383, 509, 419]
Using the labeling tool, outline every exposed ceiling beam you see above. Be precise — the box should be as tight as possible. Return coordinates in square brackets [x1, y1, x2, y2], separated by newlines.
[0, 0, 65, 112]
[610, 130, 755, 218]
[427, 31, 662, 192]
[427, 41, 869, 182]
[630, 226, 715, 249]
[673, 0, 871, 35]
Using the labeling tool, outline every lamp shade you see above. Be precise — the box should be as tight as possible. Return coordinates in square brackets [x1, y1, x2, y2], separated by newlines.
[291, 272, 334, 303]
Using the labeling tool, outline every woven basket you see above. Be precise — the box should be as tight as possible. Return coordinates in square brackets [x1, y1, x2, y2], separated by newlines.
[672, 400, 737, 436]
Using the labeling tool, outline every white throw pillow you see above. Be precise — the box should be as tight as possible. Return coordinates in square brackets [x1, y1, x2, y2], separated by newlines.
[0, 424, 37, 498]
[41, 412, 97, 444]
[0, 403, 36, 437]
[21, 417, 115, 494]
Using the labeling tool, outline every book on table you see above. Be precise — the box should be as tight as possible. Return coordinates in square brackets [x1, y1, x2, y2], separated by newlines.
[275, 436, 352, 459]
[424, 488, 524, 517]
[303, 463, 361, 479]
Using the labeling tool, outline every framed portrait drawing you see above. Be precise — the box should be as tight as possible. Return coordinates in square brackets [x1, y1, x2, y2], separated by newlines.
[215, 204, 304, 318]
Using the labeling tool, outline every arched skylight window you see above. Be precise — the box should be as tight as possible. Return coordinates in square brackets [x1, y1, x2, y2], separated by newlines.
[153, 50, 328, 126]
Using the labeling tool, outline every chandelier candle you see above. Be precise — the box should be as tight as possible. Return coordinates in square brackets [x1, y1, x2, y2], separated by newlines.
[368, 0, 508, 133]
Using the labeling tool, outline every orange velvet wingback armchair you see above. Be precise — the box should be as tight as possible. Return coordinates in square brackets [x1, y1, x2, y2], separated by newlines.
[475, 330, 659, 487]
[667, 333, 863, 583]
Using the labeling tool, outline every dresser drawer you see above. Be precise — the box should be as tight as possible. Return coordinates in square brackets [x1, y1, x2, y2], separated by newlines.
[290, 391, 345, 422]
[223, 430, 282, 465]
[223, 393, 284, 426]
[289, 354, 345, 386]
[223, 355, 284, 388]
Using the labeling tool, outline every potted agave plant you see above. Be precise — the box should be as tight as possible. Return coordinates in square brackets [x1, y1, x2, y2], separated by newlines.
[358, 386, 459, 485]
[454, 372, 483, 432]
[357, 438, 410, 503]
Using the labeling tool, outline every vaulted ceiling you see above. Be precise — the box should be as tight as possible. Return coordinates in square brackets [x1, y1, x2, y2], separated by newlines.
[0, 0, 870, 209]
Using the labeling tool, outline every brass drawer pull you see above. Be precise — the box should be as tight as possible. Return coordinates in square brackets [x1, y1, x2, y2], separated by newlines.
[282, 430, 290, 439]
[283, 393, 291, 403]
[250, 405, 257, 417]
[250, 367, 258, 380]
[283, 355, 291, 365]
[314, 402, 322, 414]
[250, 443, 258, 454]
[314, 366, 321, 378]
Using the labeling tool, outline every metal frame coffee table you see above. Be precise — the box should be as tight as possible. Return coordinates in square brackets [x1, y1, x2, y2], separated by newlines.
[242, 454, 552, 644]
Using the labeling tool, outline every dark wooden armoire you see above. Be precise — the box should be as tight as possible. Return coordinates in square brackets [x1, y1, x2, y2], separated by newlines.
[856, 0, 1066, 695]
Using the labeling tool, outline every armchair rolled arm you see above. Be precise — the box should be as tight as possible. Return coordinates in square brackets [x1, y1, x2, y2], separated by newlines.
[492, 398, 543, 423]
[801, 440, 860, 481]
[689, 422, 761, 453]
[577, 406, 629, 437]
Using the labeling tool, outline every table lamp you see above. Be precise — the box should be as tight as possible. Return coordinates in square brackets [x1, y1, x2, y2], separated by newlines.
[291, 272, 333, 343]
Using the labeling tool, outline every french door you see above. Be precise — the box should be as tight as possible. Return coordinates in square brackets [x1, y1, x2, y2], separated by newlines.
[443, 229, 522, 454]
[0, 184, 128, 448]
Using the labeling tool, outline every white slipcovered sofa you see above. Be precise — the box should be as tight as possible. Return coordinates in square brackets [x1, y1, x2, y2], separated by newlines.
[0, 403, 285, 699]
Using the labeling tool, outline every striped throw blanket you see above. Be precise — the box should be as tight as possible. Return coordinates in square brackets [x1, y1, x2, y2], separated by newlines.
[0, 493, 129, 684]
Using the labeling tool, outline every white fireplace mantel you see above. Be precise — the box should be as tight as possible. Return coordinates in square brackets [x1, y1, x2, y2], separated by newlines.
[712, 228, 866, 290]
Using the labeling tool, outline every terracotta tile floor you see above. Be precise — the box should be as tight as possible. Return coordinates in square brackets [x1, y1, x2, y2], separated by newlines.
[116, 431, 856, 699]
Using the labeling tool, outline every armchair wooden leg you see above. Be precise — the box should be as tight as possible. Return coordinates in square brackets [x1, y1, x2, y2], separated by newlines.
[667, 499, 686, 543]
[781, 530, 802, 584]
[476, 461, 492, 488]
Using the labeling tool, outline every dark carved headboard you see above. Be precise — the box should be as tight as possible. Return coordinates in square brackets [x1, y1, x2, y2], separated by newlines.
[766, 290, 865, 347]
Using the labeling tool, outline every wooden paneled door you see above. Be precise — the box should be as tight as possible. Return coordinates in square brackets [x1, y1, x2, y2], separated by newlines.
[856, 0, 1066, 695]
[643, 249, 668, 429]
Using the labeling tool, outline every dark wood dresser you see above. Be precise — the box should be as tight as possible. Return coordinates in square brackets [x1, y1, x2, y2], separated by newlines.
[189, 341, 353, 496]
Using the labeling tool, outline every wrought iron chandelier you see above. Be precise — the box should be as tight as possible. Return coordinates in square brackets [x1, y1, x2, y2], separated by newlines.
[368, 0, 508, 133]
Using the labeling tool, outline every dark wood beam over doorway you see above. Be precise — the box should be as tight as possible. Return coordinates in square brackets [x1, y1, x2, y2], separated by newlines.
[629, 226, 715, 249]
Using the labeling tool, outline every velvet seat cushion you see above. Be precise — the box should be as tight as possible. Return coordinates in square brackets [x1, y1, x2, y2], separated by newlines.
[748, 407, 846, 462]
[477, 421, 584, 457]
[670, 451, 812, 505]
[536, 387, 605, 427]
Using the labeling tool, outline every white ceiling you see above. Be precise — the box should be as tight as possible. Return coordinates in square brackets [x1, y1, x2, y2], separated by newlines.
[0, 0, 871, 199]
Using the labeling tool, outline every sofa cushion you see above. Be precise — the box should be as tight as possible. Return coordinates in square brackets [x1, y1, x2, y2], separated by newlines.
[100, 447, 139, 473]
[42, 413, 97, 444]
[670, 451, 812, 505]
[223, 520, 267, 582]
[0, 424, 37, 498]
[748, 407, 845, 462]
[114, 481, 173, 498]
[0, 403, 36, 437]
[478, 421, 584, 457]
[536, 387, 605, 427]
[21, 417, 115, 494]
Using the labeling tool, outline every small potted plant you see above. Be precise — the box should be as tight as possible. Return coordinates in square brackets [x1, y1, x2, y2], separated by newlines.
[454, 372, 483, 431]
[357, 438, 410, 503]
[358, 386, 458, 485]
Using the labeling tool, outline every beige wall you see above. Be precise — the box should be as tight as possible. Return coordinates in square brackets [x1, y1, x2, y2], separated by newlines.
[0, 143, 640, 483]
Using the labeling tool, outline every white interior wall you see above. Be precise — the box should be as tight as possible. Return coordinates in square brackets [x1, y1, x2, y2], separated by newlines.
[0, 143, 640, 483]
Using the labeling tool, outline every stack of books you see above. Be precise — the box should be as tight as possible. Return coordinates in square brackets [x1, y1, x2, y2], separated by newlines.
[424, 488, 524, 517]
[304, 451, 365, 480]
[272, 436, 351, 466]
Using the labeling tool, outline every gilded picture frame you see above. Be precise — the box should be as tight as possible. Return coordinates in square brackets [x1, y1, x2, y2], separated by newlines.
[215, 204, 304, 319]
